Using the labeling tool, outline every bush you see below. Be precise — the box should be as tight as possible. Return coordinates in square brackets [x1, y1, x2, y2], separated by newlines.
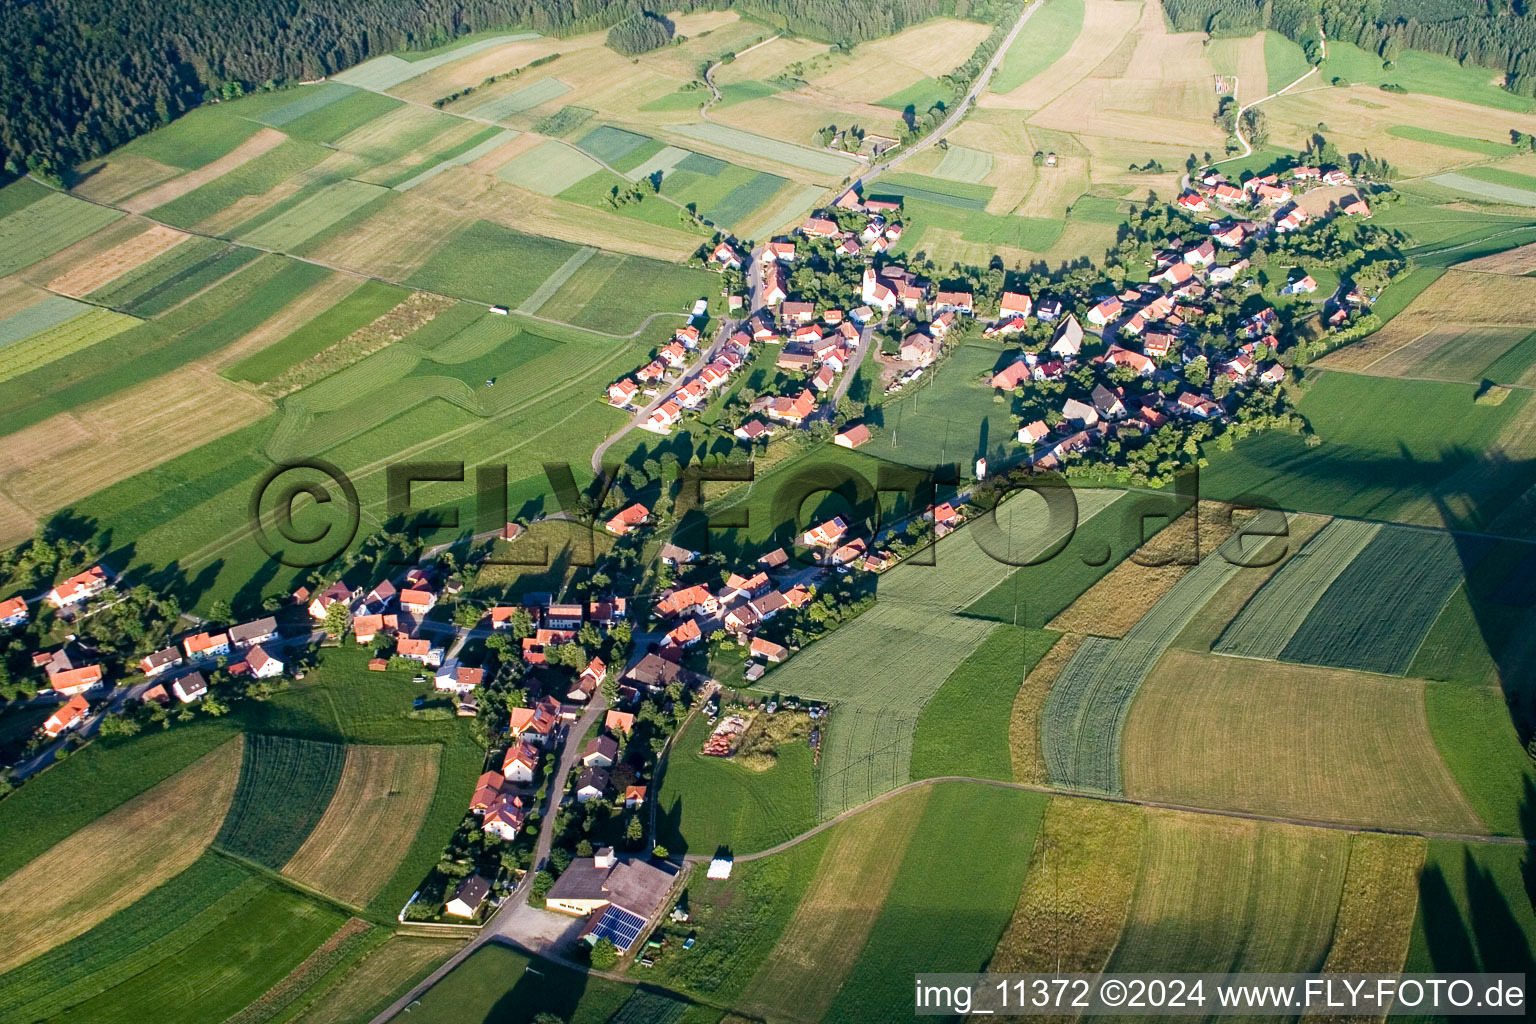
[589, 937, 620, 969]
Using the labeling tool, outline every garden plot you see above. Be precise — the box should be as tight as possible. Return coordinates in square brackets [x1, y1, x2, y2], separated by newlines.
[238, 179, 390, 250]
[329, 33, 540, 91]
[496, 140, 604, 195]
[214, 734, 347, 870]
[466, 78, 570, 121]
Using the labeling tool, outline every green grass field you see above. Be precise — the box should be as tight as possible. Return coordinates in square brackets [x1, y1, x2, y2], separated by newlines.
[119, 105, 266, 169]
[910, 626, 1058, 782]
[702, 170, 788, 228]
[991, 0, 1084, 93]
[239, 179, 391, 251]
[869, 172, 993, 211]
[224, 279, 408, 383]
[1279, 526, 1477, 675]
[655, 712, 816, 856]
[823, 784, 1047, 1023]
[0, 722, 241, 883]
[0, 191, 123, 277]
[1423, 683, 1536, 837]
[876, 77, 952, 113]
[1321, 41, 1534, 112]
[214, 733, 347, 870]
[149, 140, 332, 228]
[671, 122, 861, 178]
[1406, 840, 1536, 973]
[281, 90, 406, 144]
[577, 125, 653, 164]
[0, 295, 91, 347]
[406, 219, 581, 308]
[933, 144, 994, 183]
[1201, 371, 1536, 534]
[1264, 31, 1312, 95]
[1386, 125, 1518, 157]
[497, 140, 605, 196]
[0, 308, 141, 384]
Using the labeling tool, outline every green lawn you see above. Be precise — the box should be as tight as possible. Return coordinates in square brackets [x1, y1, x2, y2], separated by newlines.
[1264, 31, 1312, 95]
[910, 626, 1059, 781]
[895, 197, 1064, 252]
[1386, 125, 1518, 157]
[823, 784, 1047, 1023]
[655, 711, 816, 856]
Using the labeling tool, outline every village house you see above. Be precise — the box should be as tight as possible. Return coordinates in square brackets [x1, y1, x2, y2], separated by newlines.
[734, 419, 772, 443]
[932, 290, 973, 315]
[761, 266, 787, 306]
[1281, 273, 1318, 295]
[43, 694, 91, 738]
[173, 672, 209, 703]
[0, 596, 28, 628]
[228, 616, 277, 649]
[183, 631, 230, 662]
[1177, 391, 1222, 419]
[663, 619, 702, 648]
[482, 792, 526, 841]
[1177, 192, 1209, 212]
[764, 241, 796, 262]
[242, 645, 284, 679]
[780, 301, 815, 326]
[522, 627, 575, 664]
[624, 786, 646, 808]
[1100, 344, 1156, 376]
[511, 697, 562, 744]
[750, 636, 788, 663]
[800, 216, 839, 238]
[446, 875, 491, 918]
[1086, 296, 1122, 327]
[140, 646, 183, 678]
[1050, 315, 1084, 357]
[570, 656, 605, 701]
[645, 400, 682, 432]
[49, 663, 104, 696]
[543, 849, 679, 954]
[503, 740, 541, 783]
[575, 766, 611, 802]
[930, 503, 963, 537]
[353, 613, 399, 643]
[583, 735, 618, 769]
[710, 241, 743, 270]
[835, 423, 871, 448]
[1017, 420, 1051, 445]
[47, 565, 110, 608]
[399, 587, 436, 616]
[1184, 239, 1217, 266]
[803, 516, 847, 549]
[656, 583, 715, 618]
[307, 581, 353, 620]
[1092, 384, 1127, 420]
[605, 503, 650, 536]
[899, 332, 939, 366]
[435, 661, 484, 695]
[764, 389, 816, 426]
[396, 636, 444, 667]
[1062, 397, 1100, 429]
[608, 378, 639, 406]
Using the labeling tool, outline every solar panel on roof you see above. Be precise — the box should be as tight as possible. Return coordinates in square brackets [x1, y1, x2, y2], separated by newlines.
[591, 905, 646, 950]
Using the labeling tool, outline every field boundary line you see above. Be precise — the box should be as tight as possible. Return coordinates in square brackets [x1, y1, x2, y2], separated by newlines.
[707, 777, 1536, 867]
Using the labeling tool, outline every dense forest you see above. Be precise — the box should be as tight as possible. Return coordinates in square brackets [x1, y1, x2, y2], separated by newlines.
[1163, 0, 1536, 95]
[606, 11, 676, 54]
[1, 0, 964, 179]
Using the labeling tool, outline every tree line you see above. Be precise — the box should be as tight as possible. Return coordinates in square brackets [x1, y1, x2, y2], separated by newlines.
[1163, 0, 1536, 96]
[3, 0, 969, 180]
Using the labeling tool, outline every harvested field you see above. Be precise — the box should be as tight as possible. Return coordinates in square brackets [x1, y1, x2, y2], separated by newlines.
[71, 154, 181, 204]
[299, 192, 477, 279]
[736, 182, 827, 240]
[392, 128, 520, 191]
[1321, 833, 1426, 974]
[1010, 631, 1084, 786]
[1363, 323, 1534, 383]
[283, 744, 441, 907]
[288, 935, 467, 1024]
[495, 140, 604, 195]
[992, 798, 1142, 974]
[984, 0, 1142, 111]
[1456, 241, 1536, 275]
[1107, 812, 1350, 973]
[1429, 171, 1536, 207]
[1213, 517, 1381, 660]
[933, 145, 994, 183]
[384, 34, 564, 105]
[0, 737, 243, 974]
[0, 368, 270, 540]
[739, 788, 930, 1022]
[1123, 650, 1483, 832]
[46, 225, 191, 297]
[120, 128, 288, 213]
[468, 78, 571, 121]
[1047, 501, 1239, 638]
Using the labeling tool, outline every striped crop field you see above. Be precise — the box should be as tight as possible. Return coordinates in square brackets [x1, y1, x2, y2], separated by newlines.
[0, 295, 92, 348]
[1213, 517, 1381, 660]
[0, 307, 141, 384]
[392, 128, 518, 191]
[214, 734, 347, 870]
[576, 125, 653, 164]
[0, 191, 124, 277]
[466, 78, 570, 121]
[933, 145, 994, 183]
[238, 179, 390, 251]
[1041, 514, 1293, 794]
[1279, 526, 1482, 675]
[670, 122, 861, 178]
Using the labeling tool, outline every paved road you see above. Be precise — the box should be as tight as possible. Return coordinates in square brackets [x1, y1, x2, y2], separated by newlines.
[368, 694, 609, 1024]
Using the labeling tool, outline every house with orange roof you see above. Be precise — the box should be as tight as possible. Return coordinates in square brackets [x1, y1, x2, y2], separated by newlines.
[645, 400, 682, 432]
[663, 619, 702, 648]
[656, 584, 715, 618]
[635, 360, 666, 383]
[990, 359, 1031, 390]
[750, 636, 788, 662]
[811, 364, 836, 392]
[762, 265, 787, 306]
[835, 423, 871, 448]
[606, 710, 635, 735]
[50, 665, 104, 696]
[43, 695, 90, 737]
[608, 379, 639, 406]
[764, 241, 796, 262]
[471, 770, 506, 813]
[765, 389, 816, 425]
[183, 631, 229, 662]
[1100, 344, 1157, 376]
[522, 627, 576, 664]
[1017, 420, 1050, 445]
[800, 217, 839, 238]
[483, 793, 526, 840]
[396, 636, 444, 667]
[569, 657, 606, 701]
[998, 291, 1032, 319]
[1086, 296, 1122, 327]
[710, 241, 743, 269]
[352, 613, 399, 643]
[502, 740, 541, 783]
[605, 503, 650, 536]
[658, 341, 688, 368]
[624, 785, 647, 808]
[802, 516, 847, 548]
[46, 565, 110, 608]
[0, 596, 27, 628]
